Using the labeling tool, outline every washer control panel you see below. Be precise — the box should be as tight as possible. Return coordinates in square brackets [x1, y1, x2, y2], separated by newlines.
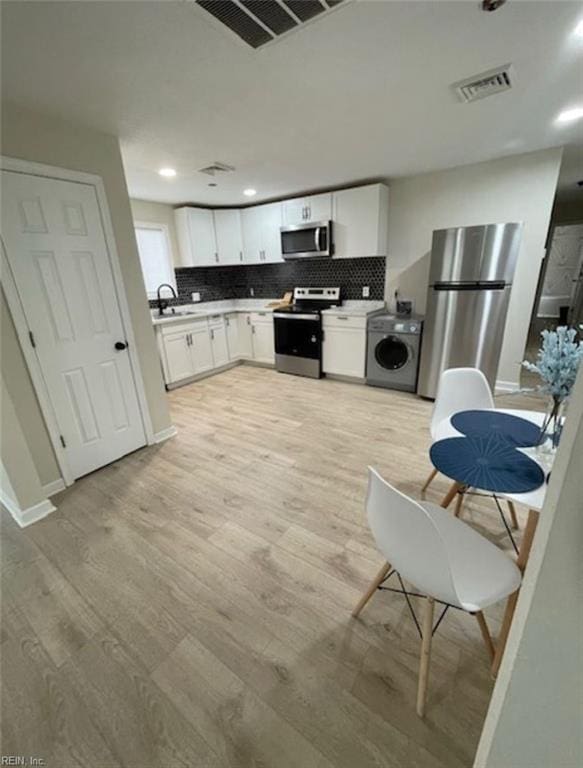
[368, 314, 423, 334]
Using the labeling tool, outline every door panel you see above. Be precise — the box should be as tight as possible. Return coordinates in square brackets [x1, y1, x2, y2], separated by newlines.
[164, 331, 194, 383]
[252, 322, 275, 364]
[191, 327, 214, 373]
[237, 314, 253, 358]
[1, 170, 147, 479]
[418, 286, 511, 397]
[210, 324, 229, 367]
[261, 202, 283, 262]
[214, 209, 243, 265]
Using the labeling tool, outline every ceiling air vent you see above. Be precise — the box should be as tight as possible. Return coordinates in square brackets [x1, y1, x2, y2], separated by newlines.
[453, 64, 514, 103]
[195, 0, 346, 49]
[198, 161, 236, 176]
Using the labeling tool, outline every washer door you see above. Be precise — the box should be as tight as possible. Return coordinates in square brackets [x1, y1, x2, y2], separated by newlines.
[374, 335, 411, 371]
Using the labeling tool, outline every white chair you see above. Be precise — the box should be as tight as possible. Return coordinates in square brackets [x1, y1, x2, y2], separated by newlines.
[352, 468, 521, 717]
[421, 367, 495, 499]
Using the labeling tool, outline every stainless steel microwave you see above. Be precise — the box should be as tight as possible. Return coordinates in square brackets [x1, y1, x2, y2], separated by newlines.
[280, 220, 333, 260]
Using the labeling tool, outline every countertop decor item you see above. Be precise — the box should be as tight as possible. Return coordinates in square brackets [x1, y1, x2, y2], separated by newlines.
[522, 325, 583, 452]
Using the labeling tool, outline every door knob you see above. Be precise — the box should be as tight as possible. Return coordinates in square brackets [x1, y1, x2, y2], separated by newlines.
[114, 341, 128, 351]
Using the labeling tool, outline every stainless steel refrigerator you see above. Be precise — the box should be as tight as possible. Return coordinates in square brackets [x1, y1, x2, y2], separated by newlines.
[417, 223, 522, 399]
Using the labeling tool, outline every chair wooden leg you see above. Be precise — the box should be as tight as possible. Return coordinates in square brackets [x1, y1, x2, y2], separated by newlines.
[507, 500, 519, 531]
[454, 489, 464, 518]
[440, 481, 464, 509]
[421, 468, 438, 498]
[475, 611, 495, 662]
[351, 562, 391, 618]
[416, 597, 435, 718]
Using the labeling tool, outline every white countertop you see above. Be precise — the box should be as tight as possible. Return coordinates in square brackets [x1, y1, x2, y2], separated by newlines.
[151, 299, 386, 326]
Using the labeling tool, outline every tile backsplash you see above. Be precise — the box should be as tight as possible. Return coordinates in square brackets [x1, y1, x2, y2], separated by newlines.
[149, 257, 386, 308]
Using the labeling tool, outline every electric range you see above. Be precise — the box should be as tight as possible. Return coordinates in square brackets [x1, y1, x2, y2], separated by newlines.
[273, 287, 341, 378]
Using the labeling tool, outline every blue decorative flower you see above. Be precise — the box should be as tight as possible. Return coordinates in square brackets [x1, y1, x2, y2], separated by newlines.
[522, 325, 583, 402]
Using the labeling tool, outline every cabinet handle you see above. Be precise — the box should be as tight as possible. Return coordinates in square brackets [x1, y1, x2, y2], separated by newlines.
[186, 333, 191, 346]
[337, 316, 348, 320]
[252, 326, 255, 334]
[226, 317, 230, 327]
[215, 252, 219, 263]
[210, 329, 214, 340]
[239, 251, 243, 262]
[246, 316, 251, 325]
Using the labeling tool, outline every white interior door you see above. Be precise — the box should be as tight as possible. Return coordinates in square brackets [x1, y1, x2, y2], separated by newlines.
[1, 170, 147, 480]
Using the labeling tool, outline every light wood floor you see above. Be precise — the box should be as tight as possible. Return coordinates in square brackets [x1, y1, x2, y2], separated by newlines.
[1, 366, 545, 768]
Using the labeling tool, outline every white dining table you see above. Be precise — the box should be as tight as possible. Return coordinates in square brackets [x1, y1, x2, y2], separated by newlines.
[435, 407, 551, 675]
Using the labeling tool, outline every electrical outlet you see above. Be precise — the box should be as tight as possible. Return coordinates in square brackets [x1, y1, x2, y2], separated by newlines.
[250, 287, 255, 297]
[191, 292, 201, 302]
[362, 286, 370, 298]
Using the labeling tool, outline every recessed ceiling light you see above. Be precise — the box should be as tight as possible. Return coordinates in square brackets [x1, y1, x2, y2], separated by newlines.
[159, 167, 177, 177]
[555, 107, 583, 124]
[243, 188, 257, 197]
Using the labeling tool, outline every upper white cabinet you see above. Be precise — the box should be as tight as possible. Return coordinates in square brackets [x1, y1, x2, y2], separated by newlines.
[213, 209, 244, 265]
[175, 207, 217, 267]
[175, 207, 243, 266]
[175, 182, 388, 266]
[282, 192, 332, 225]
[241, 201, 283, 263]
[332, 183, 389, 259]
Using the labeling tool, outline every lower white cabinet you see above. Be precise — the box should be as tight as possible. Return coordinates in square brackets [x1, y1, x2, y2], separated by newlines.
[158, 311, 275, 386]
[322, 315, 367, 378]
[190, 325, 214, 373]
[225, 313, 240, 360]
[164, 330, 195, 383]
[236, 313, 254, 359]
[250, 312, 275, 364]
[209, 318, 229, 367]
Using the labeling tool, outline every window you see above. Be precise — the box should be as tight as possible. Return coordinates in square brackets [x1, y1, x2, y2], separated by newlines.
[134, 223, 175, 298]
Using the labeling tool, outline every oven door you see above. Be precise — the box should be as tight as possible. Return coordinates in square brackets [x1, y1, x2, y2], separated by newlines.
[280, 221, 332, 260]
[273, 314, 322, 378]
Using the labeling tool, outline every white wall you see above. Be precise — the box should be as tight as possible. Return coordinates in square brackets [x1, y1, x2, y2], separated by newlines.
[475, 365, 583, 768]
[130, 198, 181, 267]
[385, 148, 562, 390]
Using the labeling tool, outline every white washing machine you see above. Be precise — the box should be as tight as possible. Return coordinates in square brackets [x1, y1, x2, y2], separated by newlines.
[366, 314, 424, 392]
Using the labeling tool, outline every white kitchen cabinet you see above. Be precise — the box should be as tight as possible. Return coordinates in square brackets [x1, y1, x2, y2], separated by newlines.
[175, 207, 218, 267]
[282, 193, 332, 225]
[237, 313, 254, 358]
[214, 209, 244, 265]
[164, 330, 195, 382]
[261, 202, 284, 262]
[225, 313, 240, 360]
[241, 202, 283, 263]
[250, 312, 275, 364]
[332, 183, 389, 259]
[209, 317, 230, 367]
[191, 324, 214, 373]
[322, 315, 367, 379]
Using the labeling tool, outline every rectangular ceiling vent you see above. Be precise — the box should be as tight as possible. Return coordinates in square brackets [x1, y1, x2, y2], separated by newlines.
[453, 64, 514, 103]
[196, 0, 346, 50]
[198, 161, 236, 176]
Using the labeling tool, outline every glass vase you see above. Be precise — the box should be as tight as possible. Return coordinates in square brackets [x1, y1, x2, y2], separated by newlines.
[537, 396, 565, 455]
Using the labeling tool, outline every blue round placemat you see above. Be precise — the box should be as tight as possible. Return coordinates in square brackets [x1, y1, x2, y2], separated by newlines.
[451, 409, 541, 448]
[430, 435, 545, 493]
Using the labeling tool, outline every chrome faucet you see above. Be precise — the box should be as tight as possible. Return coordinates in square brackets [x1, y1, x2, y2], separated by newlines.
[156, 283, 177, 316]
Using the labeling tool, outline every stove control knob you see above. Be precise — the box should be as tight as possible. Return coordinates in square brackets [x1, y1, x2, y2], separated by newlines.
[311, 335, 317, 343]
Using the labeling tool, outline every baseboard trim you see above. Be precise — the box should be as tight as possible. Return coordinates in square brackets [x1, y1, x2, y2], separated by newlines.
[152, 425, 178, 444]
[42, 478, 66, 497]
[0, 491, 56, 528]
[495, 380, 521, 395]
